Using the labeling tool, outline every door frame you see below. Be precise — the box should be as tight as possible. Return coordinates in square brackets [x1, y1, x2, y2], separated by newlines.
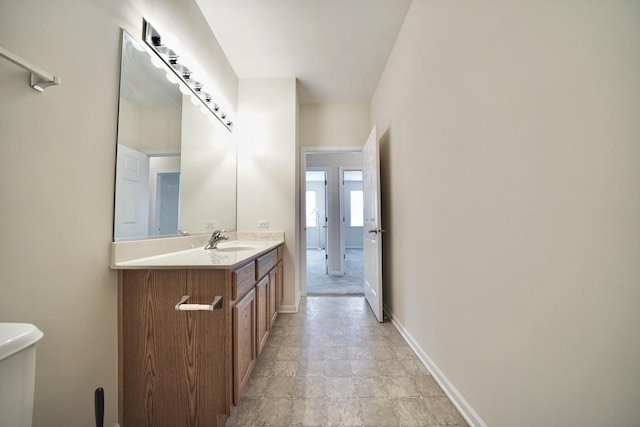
[305, 167, 330, 272]
[300, 146, 363, 296]
[339, 167, 364, 257]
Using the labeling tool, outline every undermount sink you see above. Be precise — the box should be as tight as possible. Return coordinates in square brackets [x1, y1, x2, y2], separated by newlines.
[212, 241, 266, 252]
[214, 246, 257, 252]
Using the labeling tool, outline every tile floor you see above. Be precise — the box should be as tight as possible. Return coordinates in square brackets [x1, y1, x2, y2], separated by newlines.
[226, 296, 468, 427]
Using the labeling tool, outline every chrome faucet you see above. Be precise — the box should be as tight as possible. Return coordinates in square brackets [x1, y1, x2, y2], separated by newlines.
[205, 229, 229, 250]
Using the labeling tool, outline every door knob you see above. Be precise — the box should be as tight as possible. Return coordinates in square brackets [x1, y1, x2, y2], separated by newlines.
[368, 228, 387, 234]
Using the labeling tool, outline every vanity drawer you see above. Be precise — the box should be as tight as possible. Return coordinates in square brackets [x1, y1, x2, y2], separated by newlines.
[233, 261, 256, 300]
[256, 250, 277, 280]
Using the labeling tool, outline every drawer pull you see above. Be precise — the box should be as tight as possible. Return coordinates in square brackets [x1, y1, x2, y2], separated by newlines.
[175, 295, 223, 311]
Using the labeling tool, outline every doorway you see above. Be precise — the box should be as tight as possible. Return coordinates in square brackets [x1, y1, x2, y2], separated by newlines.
[305, 170, 328, 253]
[304, 152, 364, 295]
[341, 169, 364, 293]
[148, 154, 181, 236]
[155, 172, 180, 235]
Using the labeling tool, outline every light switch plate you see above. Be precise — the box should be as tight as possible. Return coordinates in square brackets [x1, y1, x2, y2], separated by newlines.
[258, 219, 269, 228]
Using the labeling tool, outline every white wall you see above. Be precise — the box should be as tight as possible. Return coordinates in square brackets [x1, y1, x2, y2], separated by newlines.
[371, 1, 640, 426]
[236, 78, 299, 310]
[118, 97, 182, 151]
[300, 103, 370, 148]
[299, 104, 369, 290]
[0, 1, 236, 425]
[179, 97, 237, 234]
[139, 105, 182, 153]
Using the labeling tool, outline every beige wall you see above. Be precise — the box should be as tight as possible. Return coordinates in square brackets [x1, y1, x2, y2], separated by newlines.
[300, 103, 370, 147]
[118, 99, 182, 153]
[298, 103, 369, 294]
[117, 98, 182, 152]
[371, 1, 640, 426]
[236, 78, 300, 310]
[0, 1, 236, 425]
[179, 97, 237, 234]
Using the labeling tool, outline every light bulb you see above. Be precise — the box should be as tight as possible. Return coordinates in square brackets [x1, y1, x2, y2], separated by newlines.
[165, 71, 179, 85]
[179, 84, 191, 96]
[149, 55, 163, 69]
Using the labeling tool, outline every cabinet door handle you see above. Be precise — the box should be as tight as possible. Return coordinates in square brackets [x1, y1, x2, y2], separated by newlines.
[175, 295, 223, 311]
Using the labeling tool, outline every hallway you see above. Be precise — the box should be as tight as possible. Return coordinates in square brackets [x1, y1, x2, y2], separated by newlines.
[226, 296, 468, 426]
[306, 249, 364, 294]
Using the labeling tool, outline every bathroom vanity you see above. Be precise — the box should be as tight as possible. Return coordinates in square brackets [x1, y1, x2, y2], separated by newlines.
[111, 28, 279, 426]
[113, 237, 284, 427]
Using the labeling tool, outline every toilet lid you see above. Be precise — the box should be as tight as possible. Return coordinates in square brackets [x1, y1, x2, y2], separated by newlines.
[0, 323, 44, 361]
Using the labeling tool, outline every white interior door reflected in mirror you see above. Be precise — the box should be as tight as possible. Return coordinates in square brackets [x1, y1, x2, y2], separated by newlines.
[363, 125, 384, 322]
[114, 144, 149, 239]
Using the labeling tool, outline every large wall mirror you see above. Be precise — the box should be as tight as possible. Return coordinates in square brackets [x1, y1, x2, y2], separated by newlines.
[114, 30, 237, 241]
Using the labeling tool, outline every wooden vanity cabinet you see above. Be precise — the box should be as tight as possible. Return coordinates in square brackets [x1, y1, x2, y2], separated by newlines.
[276, 245, 284, 309]
[118, 244, 284, 427]
[278, 260, 284, 307]
[256, 250, 282, 329]
[232, 287, 255, 405]
[230, 247, 282, 404]
[268, 268, 278, 326]
[118, 269, 229, 427]
[255, 275, 270, 356]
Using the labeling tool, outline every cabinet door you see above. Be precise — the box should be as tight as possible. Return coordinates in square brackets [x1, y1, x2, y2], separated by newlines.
[268, 268, 278, 326]
[277, 260, 284, 310]
[120, 269, 227, 427]
[256, 275, 269, 356]
[233, 287, 256, 405]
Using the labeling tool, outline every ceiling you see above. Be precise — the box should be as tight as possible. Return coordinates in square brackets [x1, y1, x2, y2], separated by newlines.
[195, 0, 412, 104]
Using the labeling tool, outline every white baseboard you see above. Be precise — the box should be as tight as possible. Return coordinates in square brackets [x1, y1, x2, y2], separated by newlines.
[278, 292, 301, 314]
[385, 305, 488, 427]
[278, 300, 300, 313]
[278, 305, 298, 313]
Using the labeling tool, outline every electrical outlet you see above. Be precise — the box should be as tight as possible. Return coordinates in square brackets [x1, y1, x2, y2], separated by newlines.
[258, 219, 269, 229]
[205, 220, 216, 228]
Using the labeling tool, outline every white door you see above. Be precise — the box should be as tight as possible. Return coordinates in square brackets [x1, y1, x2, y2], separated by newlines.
[114, 144, 149, 239]
[305, 173, 327, 250]
[362, 126, 384, 322]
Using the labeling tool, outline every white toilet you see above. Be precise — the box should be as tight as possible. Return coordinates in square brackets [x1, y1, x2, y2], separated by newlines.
[0, 323, 44, 427]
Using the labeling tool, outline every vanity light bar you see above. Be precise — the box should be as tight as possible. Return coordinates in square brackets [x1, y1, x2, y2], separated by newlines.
[142, 19, 234, 131]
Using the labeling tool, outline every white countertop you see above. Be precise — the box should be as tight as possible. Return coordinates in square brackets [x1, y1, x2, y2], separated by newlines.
[111, 232, 284, 269]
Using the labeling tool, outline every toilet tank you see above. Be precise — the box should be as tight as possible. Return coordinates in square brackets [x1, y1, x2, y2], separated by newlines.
[0, 323, 44, 427]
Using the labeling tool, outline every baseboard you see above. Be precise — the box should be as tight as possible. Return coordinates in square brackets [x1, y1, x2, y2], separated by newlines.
[278, 297, 300, 314]
[385, 305, 488, 427]
[278, 305, 298, 313]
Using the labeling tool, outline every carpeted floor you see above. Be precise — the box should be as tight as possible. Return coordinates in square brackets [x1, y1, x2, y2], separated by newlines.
[306, 248, 364, 294]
